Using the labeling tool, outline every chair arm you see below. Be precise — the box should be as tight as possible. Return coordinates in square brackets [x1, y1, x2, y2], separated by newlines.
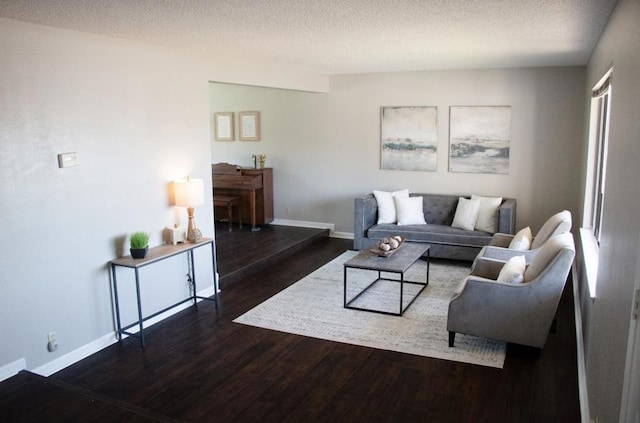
[469, 258, 505, 279]
[477, 246, 539, 264]
[354, 194, 378, 250]
[488, 233, 514, 247]
[450, 275, 519, 303]
[497, 198, 516, 234]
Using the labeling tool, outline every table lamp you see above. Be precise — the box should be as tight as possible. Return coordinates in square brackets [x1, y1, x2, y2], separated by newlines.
[174, 177, 204, 242]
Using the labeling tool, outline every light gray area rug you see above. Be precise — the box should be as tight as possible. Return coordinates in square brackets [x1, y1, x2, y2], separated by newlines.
[234, 250, 506, 368]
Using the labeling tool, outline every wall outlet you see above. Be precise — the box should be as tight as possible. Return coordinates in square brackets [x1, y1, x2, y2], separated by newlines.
[47, 332, 58, 352]
[285, 207, 291, 215]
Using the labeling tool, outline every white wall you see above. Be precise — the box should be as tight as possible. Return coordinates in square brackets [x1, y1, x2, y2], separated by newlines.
[210, 67, 585, 234]
[0, 18, 328, 377]
[578, 0, 640, 421]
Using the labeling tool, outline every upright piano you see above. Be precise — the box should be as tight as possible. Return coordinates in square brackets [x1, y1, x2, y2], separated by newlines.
[212, 163, 273, 231]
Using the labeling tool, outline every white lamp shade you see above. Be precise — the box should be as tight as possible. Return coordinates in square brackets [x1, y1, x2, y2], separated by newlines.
[174, 178, 204, 207]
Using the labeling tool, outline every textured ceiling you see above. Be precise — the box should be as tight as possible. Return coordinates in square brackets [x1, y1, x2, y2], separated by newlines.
[0, 0, 618, 74]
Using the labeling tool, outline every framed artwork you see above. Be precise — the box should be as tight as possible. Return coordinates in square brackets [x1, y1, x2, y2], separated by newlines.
[449, 106, 511, 174]
[213, 112, 234, 141]
[380, 106, 438, 171]
[239, 111, 261, 141]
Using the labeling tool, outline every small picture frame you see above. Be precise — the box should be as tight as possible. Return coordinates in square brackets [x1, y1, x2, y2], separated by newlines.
[239, 111, 261, 141]
[213, 112, 235, 141]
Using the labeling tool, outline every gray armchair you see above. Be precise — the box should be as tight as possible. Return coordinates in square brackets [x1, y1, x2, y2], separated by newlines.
[447, 232, 575, 349]
[473, 210, 572, 266]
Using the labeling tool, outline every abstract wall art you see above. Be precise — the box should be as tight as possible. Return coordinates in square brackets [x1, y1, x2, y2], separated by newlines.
[380, 106, 438, 171]
[449, 106, 511, 174]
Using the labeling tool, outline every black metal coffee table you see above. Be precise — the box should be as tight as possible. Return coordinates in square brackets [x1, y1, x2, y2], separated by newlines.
[343, 243, 430, 316]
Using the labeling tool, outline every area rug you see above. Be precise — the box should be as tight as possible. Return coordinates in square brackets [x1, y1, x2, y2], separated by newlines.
[233, 250, 506, 368]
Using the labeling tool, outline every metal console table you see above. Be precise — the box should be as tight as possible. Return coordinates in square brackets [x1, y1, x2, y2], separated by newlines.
[110, 238, 218, 347]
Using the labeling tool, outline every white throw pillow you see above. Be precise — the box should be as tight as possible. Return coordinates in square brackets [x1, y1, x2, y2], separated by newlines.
[497, 255, 526, 284]
[395, 196, 426, 225]
[509, 226, 532, 251]
[451, 197, 481, 231]
[373, 189, 409, 224]
[471, 194, 503, 233]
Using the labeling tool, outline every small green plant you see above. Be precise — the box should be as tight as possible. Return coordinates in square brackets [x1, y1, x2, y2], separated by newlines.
[130, 232, 149, 249]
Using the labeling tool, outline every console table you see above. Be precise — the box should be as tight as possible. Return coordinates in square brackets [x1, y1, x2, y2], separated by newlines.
[110, 238, 218, 347]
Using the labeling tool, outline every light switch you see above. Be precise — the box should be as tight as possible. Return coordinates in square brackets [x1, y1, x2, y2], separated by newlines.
[57, 152, 78, 168]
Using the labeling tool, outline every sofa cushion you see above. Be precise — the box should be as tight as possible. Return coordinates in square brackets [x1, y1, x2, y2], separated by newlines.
[417, 194, 459, 225]
[395, 196, 426, 225]
[367, 223, 492, 247]
[373, 189, 409, 224]
[471, 194, 503, 233]
[451, 197, 481, 231]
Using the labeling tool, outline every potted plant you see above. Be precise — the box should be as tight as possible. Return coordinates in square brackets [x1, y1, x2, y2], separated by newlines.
[129, 231, 149, 259]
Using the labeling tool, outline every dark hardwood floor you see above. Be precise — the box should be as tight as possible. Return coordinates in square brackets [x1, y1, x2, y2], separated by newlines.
[0, 225, 580, 422]
[213, 221, 330, 288]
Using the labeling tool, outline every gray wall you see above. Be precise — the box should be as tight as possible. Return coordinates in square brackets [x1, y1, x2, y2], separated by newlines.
[0, 18, 327, 377]
[210, 67, 586, 234]
[578, 0, 640, 421]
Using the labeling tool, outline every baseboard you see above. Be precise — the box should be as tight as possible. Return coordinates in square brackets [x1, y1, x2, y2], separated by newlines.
[331, 231, 354, 240]
[572, 262, 591, 423]
[31, 286, 217, 377]
[0, 358, 26, 382]
[270, 219, 353, 240]
[272, 218, 334, 231]
[33, 333, 118, 377]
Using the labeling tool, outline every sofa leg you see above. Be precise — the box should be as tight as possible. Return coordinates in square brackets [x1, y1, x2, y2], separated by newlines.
[448, 331, 455, 347]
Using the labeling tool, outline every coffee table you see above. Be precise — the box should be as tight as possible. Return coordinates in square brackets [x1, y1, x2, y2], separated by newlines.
[343, 243, 430, 316]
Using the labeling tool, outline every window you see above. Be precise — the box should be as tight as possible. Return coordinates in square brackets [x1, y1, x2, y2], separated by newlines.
[582, 68, 612, 298]
[584, 69, 612, 243]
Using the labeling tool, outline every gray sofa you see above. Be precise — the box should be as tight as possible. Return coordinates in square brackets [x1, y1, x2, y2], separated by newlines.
[354, 193, 516, 261]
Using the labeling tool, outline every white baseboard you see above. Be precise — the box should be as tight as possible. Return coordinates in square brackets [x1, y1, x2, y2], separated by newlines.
[33, 333, 118, 377]
[271, 219, 354, 240]
[331, 231, 354, 240]
[572, 261, 591, 423]
[0, 358, 26, 382]
[31, 286, 217, 377]
[272, 218, 334, 231]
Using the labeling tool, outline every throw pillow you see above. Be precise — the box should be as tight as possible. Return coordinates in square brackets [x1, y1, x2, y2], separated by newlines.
[471, 194, 503, 233]
[497, 255, 526, 284]
[373, 189, 409, 224]
[451, 197, 481, 231]
[509, 226, 532, 251]
[395, 196, 426, 225]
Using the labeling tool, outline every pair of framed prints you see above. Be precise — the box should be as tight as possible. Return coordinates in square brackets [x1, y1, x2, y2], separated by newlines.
[381, 106, 511, 174]
[213, 111, 260, 142]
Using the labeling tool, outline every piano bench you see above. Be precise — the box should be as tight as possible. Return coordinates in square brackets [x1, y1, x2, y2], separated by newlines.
[213, 196, 242, 232]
